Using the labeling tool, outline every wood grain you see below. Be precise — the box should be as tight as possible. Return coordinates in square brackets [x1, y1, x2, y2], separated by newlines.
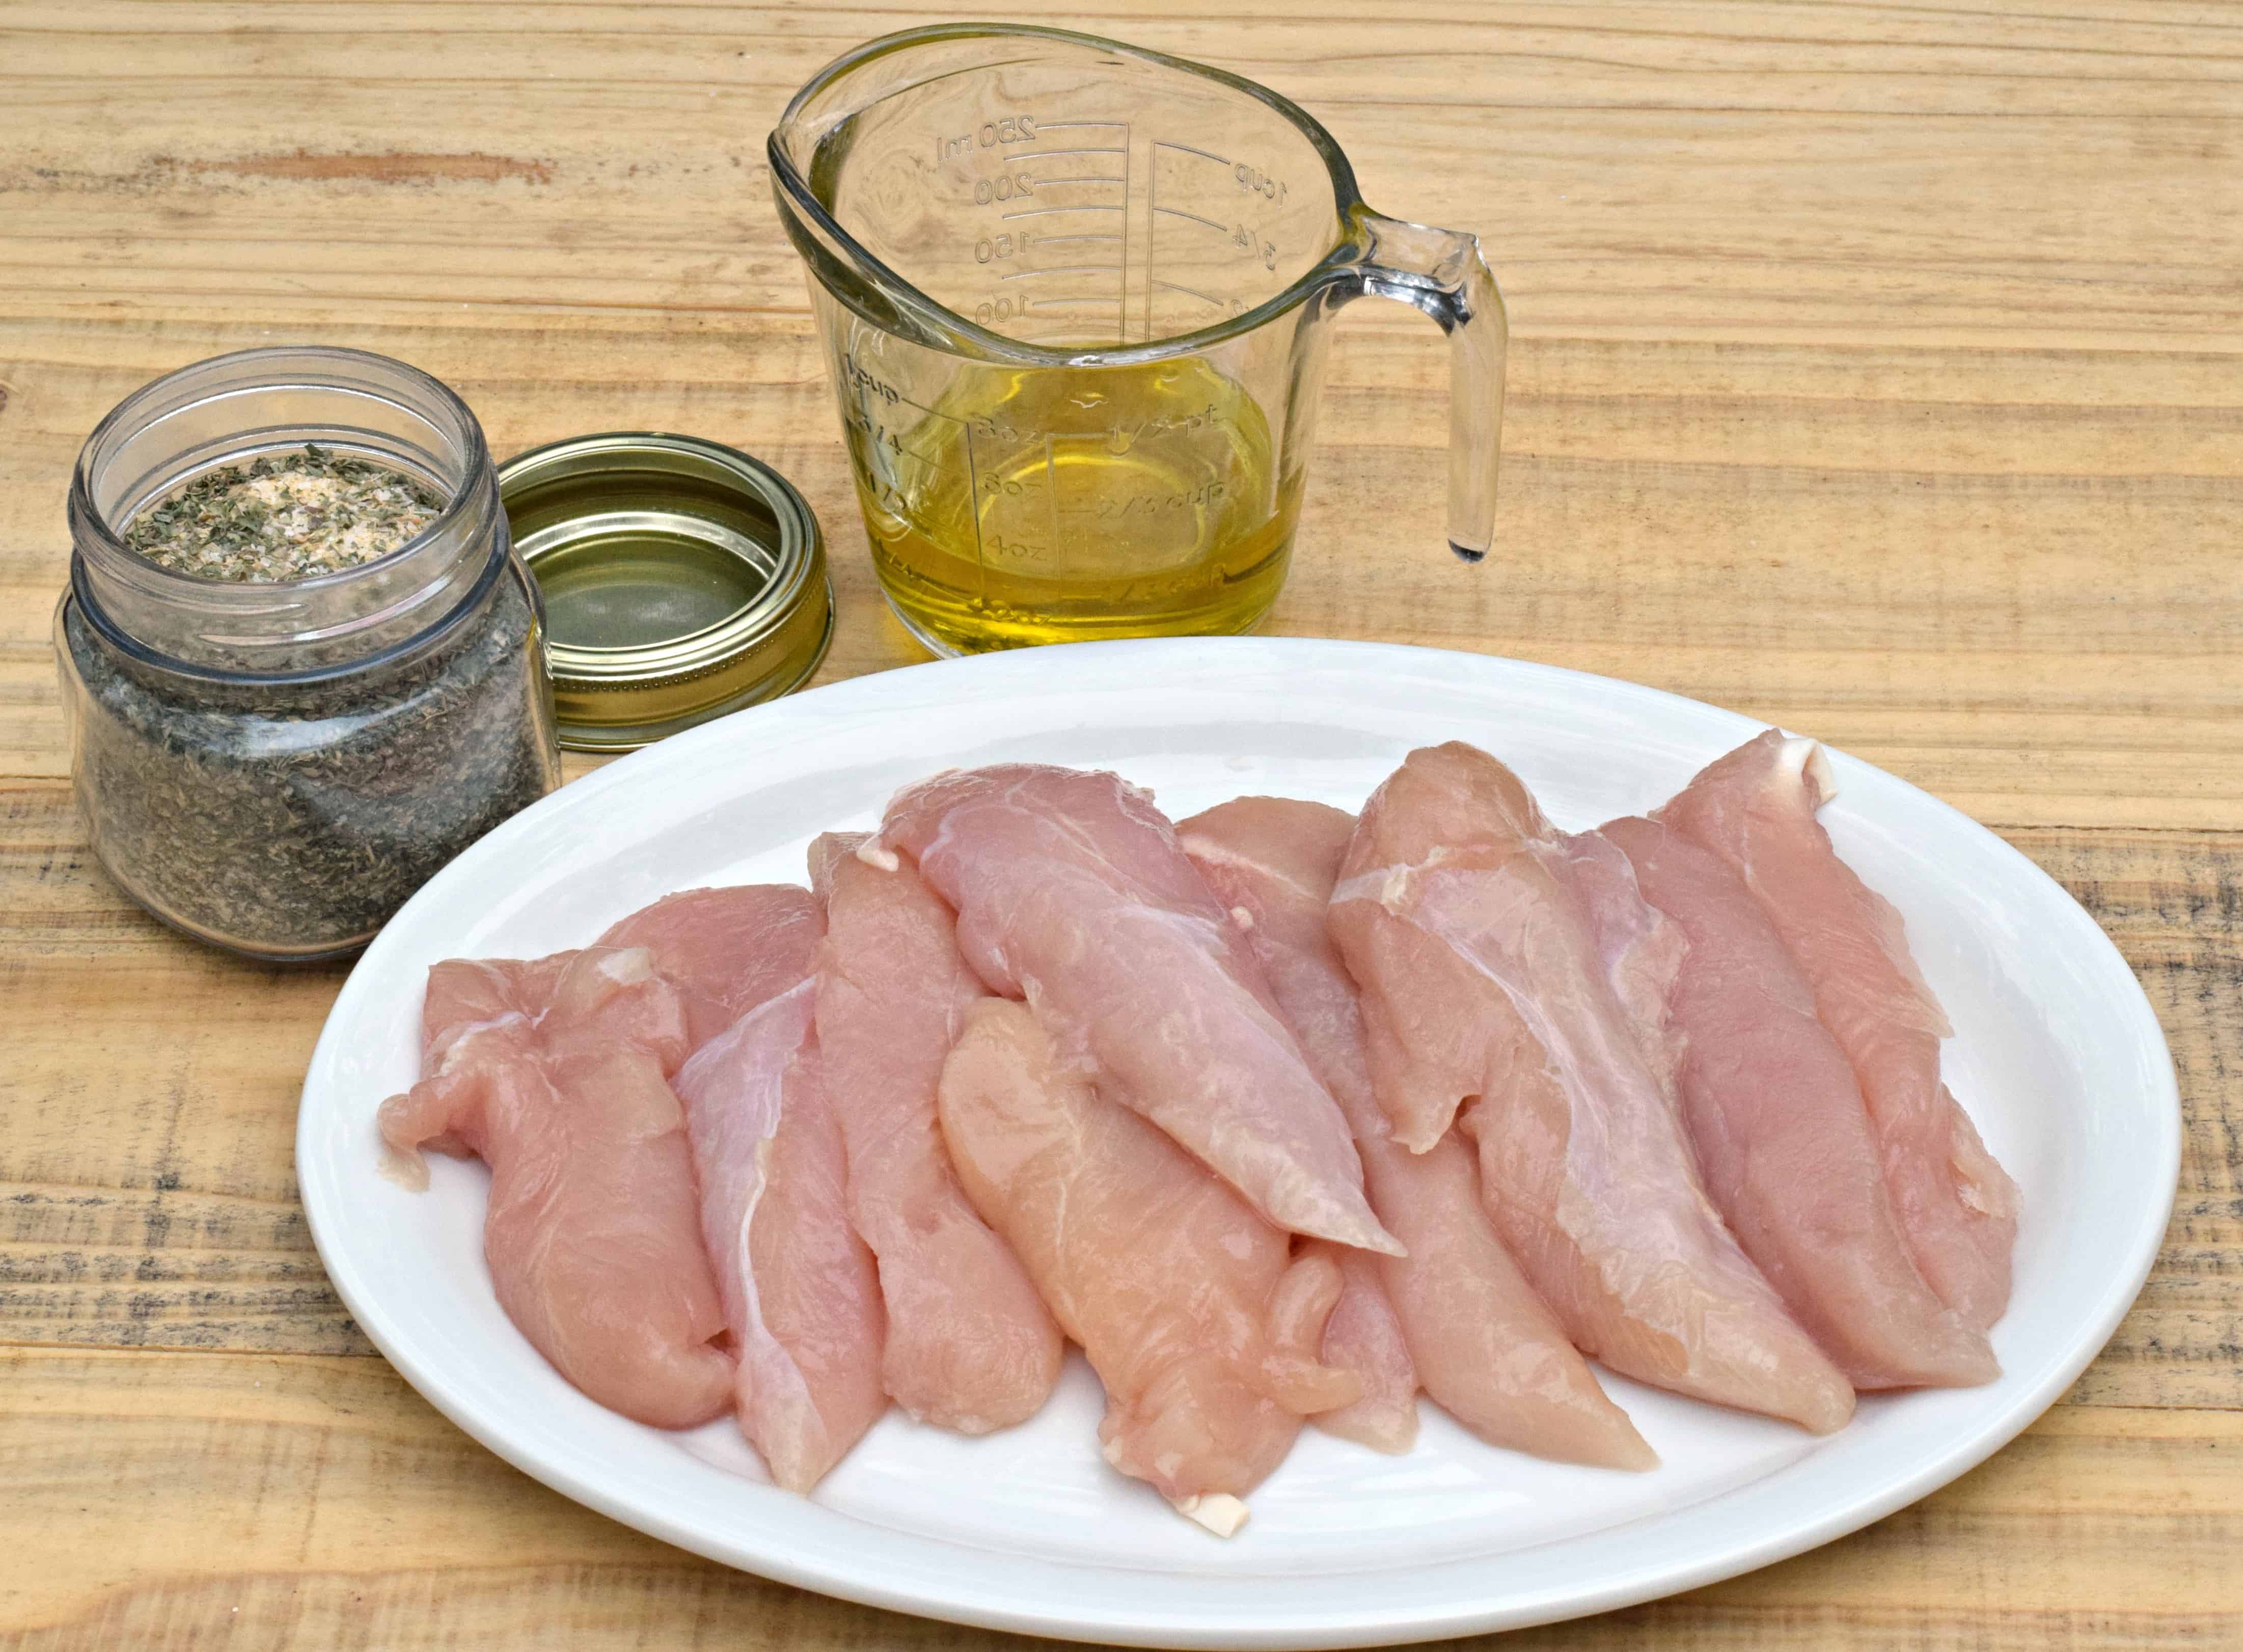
[2, 1351, 2237, 1648]
[3, 0, 2239, 1647]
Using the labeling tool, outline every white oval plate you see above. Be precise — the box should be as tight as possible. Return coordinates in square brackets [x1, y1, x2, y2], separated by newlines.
[298, 638, 2178, 1650]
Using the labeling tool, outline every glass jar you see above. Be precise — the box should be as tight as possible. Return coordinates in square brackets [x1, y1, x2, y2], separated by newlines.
[56, 346, 563, 962]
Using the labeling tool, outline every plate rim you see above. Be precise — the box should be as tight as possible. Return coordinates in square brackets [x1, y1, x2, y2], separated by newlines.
[297, 636, 2181, 1649]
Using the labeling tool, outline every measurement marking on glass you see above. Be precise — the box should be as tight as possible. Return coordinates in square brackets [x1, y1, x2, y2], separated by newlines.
[1154, 278, 1226, 308]
[1152, 140, 1232, 168]
[1147, 139, 1243, 332]
[1033, 120, 1127, 131]
[1001, 205, 1124, 220]
[1033, 234, 1124, 245]
[1012, 147, 1126, 160]
[1029, 176, 1127, 187]
[1144, 140, 1156, 340]
[876, 423, 961, 475]
[854, 377, 969, 479]
[1044, 433, 1061, 550]
[959, 408, 983, 592]
[999, 265, 1122, 280]
[1154, 205, 1228, 233]
[1119, 122, 1133, 343]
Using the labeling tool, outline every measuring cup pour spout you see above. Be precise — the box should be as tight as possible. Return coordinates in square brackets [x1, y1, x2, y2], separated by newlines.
[770, 23, 1508, 652]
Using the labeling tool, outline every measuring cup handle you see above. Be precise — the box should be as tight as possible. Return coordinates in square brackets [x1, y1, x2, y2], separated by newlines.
[1342, 211, 1508, 562]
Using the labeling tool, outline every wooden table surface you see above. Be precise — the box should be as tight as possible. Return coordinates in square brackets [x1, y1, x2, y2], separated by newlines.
[5, 2, 2239, 1646]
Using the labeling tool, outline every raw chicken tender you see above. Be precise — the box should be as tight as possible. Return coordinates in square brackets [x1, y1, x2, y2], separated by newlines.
[1657, 732, 2019, 1330]
[1331, 744, 1855, 1433]
[674, 977, 887, 1492]
[810, 832, 1063, 1434]
[601, 879, 883, 1482]
[882, 764, 1398, 1256]
[1301, 1242, 1419, 1455]
[1595, 817, 1999, 1388]
[1181, 797, 1654, 1468]
[938, 998, 1361, 1529]
[599, 884, 823, 1049]
[377, 947, 733, 1429]
[1541, 832, 1688, 1087]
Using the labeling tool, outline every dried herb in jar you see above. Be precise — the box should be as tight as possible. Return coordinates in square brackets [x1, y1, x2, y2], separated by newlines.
[125, 445, 445, 583]
[60, 568, 558, 958]
[64, 348, 563, 961]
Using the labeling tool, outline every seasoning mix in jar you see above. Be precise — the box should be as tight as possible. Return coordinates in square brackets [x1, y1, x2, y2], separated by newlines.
[57, 346, 563, 962]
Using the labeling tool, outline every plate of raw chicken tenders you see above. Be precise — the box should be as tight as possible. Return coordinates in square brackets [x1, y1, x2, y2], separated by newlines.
[298, 637, 2178, 1649]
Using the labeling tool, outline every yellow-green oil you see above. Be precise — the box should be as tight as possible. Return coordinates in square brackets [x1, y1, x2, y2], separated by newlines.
[846, 357, 1300, 653]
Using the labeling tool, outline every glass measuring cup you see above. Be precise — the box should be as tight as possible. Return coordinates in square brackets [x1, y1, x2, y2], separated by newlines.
[771, 23, 1505, 655]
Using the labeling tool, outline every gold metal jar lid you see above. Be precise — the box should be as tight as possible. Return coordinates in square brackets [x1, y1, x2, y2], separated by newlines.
[498, 432, 832, 751]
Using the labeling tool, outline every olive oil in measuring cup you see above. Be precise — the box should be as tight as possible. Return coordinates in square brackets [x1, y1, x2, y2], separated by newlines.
[773, 26, 1510, 655]
[844, 355, 1300, 653]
